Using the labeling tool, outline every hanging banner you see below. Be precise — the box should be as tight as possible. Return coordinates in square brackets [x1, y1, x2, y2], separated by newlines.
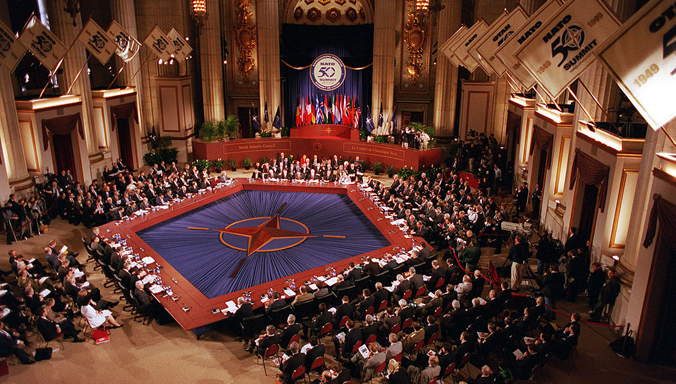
[143, 25, 175, 62]
[495, 0, 563, 90]
[454, 20, 489, 72]
[310, 54, 346, 91]
[107, 21, 140, 63]
[18, 15, 67, 72]
[597, 0, 676, 130]
[78, 19, 116, 64]
[474, 6, 529, 76]
[0, 21, 27, 72]
[167, 28, 192, 62]
[467, 11, 510, 76]
[514, 0, 621, 98]
[440, 25, 468, 67]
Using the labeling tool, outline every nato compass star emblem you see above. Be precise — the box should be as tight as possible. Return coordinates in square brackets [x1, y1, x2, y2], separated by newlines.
[190, 202, 344, 277]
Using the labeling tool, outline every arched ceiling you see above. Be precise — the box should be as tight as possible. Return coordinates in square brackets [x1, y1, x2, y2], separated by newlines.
[283, 0, 374, 25]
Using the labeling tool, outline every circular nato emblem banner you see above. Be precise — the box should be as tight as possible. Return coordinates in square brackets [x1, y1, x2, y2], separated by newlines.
[310, 54, 346, 91]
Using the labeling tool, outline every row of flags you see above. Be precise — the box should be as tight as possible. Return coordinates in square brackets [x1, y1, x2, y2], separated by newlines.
[252, 102, 280, 132]
[439, 0, 676, 130]
[365, 103, 397, 134]
[295, 94, 362, 129]
[0, 15, 191, 81]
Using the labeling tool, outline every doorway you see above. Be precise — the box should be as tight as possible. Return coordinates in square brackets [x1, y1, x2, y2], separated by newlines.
[52, 133, 77, 181]
[575, 183, 598, 243]
[116, 118, 134, 168]
[238, 107, 254, 138]
[652, 245, 676, 365]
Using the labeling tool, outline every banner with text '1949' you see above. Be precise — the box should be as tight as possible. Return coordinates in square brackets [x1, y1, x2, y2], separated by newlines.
[596, 0, 676, 130]
[454, 20, 489, 72]
[514, 0, 621, 98]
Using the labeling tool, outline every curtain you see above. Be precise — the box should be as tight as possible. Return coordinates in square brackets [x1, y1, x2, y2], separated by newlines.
[529, 125, 553, 168]
[42, 113, 83, 151]
[643, 194, 676, 249]
[281, 24, 373, 128]
[110, 102, 138, 131]
[569, 149, 609, 212]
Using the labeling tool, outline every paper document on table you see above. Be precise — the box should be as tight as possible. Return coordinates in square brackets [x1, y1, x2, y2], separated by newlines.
[149, 285, 164, 294]
[308, 284, 318, 291]
[283, 288, 296, 297]
[142, 256, 155, 264]
[325, 277, 338, 286]
[39, 289, 50, 298]
[224, 300, 238, 314]
[142, 275, 156, 285]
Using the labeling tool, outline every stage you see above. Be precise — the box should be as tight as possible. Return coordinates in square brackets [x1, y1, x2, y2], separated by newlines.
[100, 180, 419, 332]
[193, 125, 441, 171]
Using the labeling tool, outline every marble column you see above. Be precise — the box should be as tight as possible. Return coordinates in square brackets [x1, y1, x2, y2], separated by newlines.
[432, 0, 462, 137]
[0, 67, 31, 191]
[256, 0, 281, 130]
[372, 0, 396, 134]
[199, 0, 225, 122]
[46, 3, 100, 156]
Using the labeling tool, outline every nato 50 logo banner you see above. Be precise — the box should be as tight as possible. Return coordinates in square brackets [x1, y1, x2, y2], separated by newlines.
[514, 0, 621, 98]
[495, 0, 563, 91]
[107, 21, 140, 63]
[467, 11, 509, 76]
[143, 25, 175, 62]
[0, 21, 27, 72]
[18, 15, 67, 72]
[596, 0, 676, 129]
[454, 20, 489, 72]
[440, 25, 468, 67]
[474, 6, 529, 76]
[78, 19, 116, 64]
[310, 54, 346, 91]
[167, 28, 192, 62]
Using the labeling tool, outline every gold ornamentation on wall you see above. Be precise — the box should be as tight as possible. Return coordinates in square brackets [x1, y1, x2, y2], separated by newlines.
[403, 1, 428, 86]
[234, 0, 257, 84]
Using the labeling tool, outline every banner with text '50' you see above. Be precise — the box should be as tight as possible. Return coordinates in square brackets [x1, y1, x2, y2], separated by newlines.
[475, 6, 529, 77]
[454, 20, 489, 72]
[167, 28, 192, 62]
[107, 21, 140, 63]
[467, 11, 509, 76]
[440, 25, 468, 67]
[495, 0, 563, 91]
[143, 25, 175, 62]
[514, 0, 621, 98]
[0, 21, 27, 72]
[596, 0, 676, 129]
[18, 15, 67, 72]
[78, 19, 117, 64]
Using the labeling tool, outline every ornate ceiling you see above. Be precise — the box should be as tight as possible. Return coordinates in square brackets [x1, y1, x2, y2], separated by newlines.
[283, 0, 374, 25]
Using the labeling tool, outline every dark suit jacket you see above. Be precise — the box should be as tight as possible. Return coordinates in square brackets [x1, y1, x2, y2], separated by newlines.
[280, 323, 302, 349]
[341, 328, 363, 358]
[346, 268, 362, 282]
[266, 299, 288, 314]
[334, 303, 355, 325]
[256, 333, 280, 355]
[233, 303, 253, 324]
[409, 274, 424, 292]
[281, 352, 306, 383]
[37, 317, 61, 341]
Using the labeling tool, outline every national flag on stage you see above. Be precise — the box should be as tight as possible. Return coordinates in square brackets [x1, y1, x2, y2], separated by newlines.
[347, 96, 354, 127]
[0, 21, 27, 72]
[318, 95, 325, 123]
[377, 103, 384, 128]
[334, 95, 340, 124]
[167, 28, 192, 62]
[305, 95, 312, 123]
[514, 0, 621, 98]
[252, 108, 261, 132]
[264, 102, 269, 123]
[78, 19, 117, 64]
[143, 25, 175, 63]
[323, 94, 329, 122]
[311, 96, 316, 124]
[365, 106, 375, 132]
[149, 126, 159, 149]
[272, 107, 281, 130]
[391, 111, 397, 133]
[315, 95, 323, 124]
[18, 15, 67, 72]
[343, 95, 350, 125]
[332, 95, 338, 124]
[107, 21, 140, 63]
[353, 99, 361, 129]
[295, 97, 302, 126]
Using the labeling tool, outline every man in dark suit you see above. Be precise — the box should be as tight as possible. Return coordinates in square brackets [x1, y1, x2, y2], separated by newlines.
[307, 303, 333, 338]
[355, 289, 376, 320]
[408, 266, 424, 293]
[248, 324, 280, 355]
[393, 274, 411, 302]
[345, 262, 362, 283]
[451, 331, 475, 365]
[333, 296, 355, 327]
[37, 306, 84, 342]
[0, 320, 34, 364]
[428, 260, 447, 290]
[304, 336, 326, 372]
[232, 296, 253, 327]
[280, 314, 302, 350]
[280, 342, 306, 383]
[331, 275, 352, 295]
[265, 291, 287, 315]
[334, 319, 362, 359]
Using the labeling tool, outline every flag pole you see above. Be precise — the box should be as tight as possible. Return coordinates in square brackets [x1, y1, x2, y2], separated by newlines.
[65, 52, 92, 95]
[577, 79, 620, 132]
[502, 72, 524, 94]
[566, 86, 596, 124]
[125, 53, 152, 88]
[107, 60, 128, 89]
[661, 126, 676, 148]
[38, 17, 85, 99]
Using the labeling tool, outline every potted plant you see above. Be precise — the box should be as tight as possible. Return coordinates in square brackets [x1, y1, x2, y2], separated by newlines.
[386, 165, 397, 178]
[191, 159, 211, 172]
[224, 115, 239, 139]
[259, 131, 272, 138]
[371, 161, 383, 175]
[242, 157, 252, 170]
[213, 158, 226, 173]
[199, 121, 217, 142]
[260, 156, 269, 164]
[227, 158, 237, 171]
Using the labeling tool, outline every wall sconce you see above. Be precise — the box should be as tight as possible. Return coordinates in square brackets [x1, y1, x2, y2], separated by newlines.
[191, 0, 208, 30]
[63, 0, 80, 27]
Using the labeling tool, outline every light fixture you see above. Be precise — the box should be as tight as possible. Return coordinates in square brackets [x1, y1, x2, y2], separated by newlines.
[63, 0, 80, 27]
[191, 0, 208, 30]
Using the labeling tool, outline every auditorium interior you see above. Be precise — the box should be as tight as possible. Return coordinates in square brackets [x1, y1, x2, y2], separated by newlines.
[1, 0, 676, 383]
